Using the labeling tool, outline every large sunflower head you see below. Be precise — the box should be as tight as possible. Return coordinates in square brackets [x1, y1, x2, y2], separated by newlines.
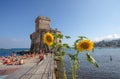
[43, 32, 54, 46]
[77, 39, 94, 52]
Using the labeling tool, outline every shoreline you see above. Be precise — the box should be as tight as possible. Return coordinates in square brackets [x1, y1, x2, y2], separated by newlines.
[0, 54, 40, 79]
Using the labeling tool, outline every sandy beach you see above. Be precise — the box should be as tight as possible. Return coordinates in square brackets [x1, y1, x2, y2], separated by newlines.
[0, 55, 40, 79]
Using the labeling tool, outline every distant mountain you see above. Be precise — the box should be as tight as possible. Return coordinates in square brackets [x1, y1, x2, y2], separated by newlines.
[94, 39, 120, 48]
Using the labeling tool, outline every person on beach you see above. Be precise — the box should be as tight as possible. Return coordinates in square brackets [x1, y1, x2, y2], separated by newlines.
[110, 56, 112, 61]
[19, 58, 24, 65]
[39, 49, 43, 54]
[3, 56, 12, 65]
[39, 53, 44, 61]
[12, 51, 16, 57]
[1, 56, 5, 61]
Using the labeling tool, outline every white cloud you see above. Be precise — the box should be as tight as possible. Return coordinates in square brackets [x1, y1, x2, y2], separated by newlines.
[93, 34, 120, 42]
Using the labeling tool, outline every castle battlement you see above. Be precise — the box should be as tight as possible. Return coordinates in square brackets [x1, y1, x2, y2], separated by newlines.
[35, 16, 51, 23]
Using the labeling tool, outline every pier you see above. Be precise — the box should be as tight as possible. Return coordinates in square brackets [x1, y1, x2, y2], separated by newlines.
[5, 54, 55, 79]
[19, 54, 54, 79]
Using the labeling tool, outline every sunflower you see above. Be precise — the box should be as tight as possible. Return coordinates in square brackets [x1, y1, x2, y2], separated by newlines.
[77, 40, 94, 52]
[43, 32, 54, 46]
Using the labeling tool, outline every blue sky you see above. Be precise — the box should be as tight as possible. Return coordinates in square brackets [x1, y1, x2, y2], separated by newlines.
[0, 0, 120, 48]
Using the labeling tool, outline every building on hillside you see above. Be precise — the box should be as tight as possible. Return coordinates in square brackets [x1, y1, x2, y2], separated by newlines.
[30, 16, 61, 52]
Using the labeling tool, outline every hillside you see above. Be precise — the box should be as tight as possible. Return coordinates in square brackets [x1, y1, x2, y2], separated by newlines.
[94, 39, 120, 48]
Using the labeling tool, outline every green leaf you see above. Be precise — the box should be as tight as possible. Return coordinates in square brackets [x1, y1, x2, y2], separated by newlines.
[61, 51, 66, 56]
[56, 44, 63, 51]
[78, 36, 87, 39]
[65, 36, 71, 39]
[58, 56, 63, 60]
[55, 34, 63, 39]
[73, 39, 80, 51]
[68, 54, 75, 61]
[73, 45, 77, 50]
[74, 39, 79, 44]
[63, 43, 70, 49]
[51, 43, 57, 48]
[86, 53, 99, 68]
[54, 56, 62, 61]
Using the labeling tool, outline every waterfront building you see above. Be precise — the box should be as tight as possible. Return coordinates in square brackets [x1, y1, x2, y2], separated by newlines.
[30, 16, 61, 52]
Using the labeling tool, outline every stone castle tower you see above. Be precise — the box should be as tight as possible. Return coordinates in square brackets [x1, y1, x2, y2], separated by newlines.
[30, 16, 61, 52]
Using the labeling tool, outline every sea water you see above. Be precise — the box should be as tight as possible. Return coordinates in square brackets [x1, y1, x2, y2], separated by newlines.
[1, 48, 120, 79]
[0, 48, 29, 57]
[64, 48, 120, 79]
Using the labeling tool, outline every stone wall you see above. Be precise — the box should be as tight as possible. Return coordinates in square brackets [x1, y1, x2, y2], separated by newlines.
[30, 16, 61, 52]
